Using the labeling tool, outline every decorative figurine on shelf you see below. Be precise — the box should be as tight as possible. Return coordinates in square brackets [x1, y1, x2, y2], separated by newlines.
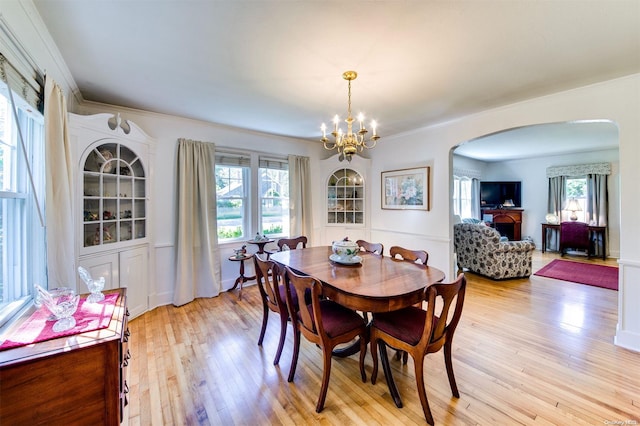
[78, 266, 106, 303]
[234, 245, 247, 258]
[84, 210, 99, 221]
[254, 233, 268, 242]
[103, 210, 116, 220]
[34, 284, 80, 332]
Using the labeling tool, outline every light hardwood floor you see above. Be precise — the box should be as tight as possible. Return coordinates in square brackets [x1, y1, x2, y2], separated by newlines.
[127, 252, 640, 425]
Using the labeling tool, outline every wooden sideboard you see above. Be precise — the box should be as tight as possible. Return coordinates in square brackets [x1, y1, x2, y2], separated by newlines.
[0, 289, 129, 425]
[482, 208, 524, 241]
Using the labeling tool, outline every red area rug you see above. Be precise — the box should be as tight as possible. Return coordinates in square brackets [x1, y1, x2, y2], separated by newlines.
[534, 259, 618, 290]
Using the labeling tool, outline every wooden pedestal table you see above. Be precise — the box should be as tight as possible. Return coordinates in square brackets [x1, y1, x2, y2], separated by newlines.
[227, 253, 256, 300]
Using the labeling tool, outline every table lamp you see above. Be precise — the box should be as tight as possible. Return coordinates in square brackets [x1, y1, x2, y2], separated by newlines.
[564, 198, 582, 221]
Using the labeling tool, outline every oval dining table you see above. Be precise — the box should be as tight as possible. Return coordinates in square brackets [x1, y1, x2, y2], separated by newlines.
[269, 245, 446, 408]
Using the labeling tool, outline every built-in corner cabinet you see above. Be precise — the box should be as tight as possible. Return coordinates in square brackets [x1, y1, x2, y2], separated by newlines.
[320, 155, 371, 244]
[327, 168, 365, 225]
[70, 113, 154, 318]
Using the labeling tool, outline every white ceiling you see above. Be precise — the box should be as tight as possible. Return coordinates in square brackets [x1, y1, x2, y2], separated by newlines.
[33, 0, 639, 158]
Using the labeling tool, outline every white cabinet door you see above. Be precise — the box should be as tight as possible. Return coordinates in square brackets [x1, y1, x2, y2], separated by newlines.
[77, 253, 119, 293]
[119, 246, 148, 318]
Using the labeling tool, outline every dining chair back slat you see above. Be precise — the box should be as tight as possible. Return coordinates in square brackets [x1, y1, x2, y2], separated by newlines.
[277, 236, 308, 251]
[390, 245, 428, 265]
[356, 239, 384, 256]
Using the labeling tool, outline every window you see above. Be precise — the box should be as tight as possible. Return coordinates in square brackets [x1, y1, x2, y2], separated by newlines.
[259, 157, 289, 237]
[216, 153, 250, 241]
[216, 152, 289, 243]
[0, 80, 46, 324]
[565, 177, 587, 222]
[453, 175, 473, 219]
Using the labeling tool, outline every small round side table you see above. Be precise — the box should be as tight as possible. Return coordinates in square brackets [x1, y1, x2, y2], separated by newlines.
[227, 253, 256, 300]
[247, 239, 274, 255]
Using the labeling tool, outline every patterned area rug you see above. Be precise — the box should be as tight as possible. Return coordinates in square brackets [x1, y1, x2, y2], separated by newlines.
[534, 259, 618, 290]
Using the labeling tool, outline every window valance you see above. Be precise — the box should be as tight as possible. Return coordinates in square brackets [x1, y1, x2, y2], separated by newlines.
[546, 162, 610, 178]
[453, 167, 482, 180]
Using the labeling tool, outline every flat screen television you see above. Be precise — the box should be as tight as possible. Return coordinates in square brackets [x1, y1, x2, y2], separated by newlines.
[480, 181, 522, 209]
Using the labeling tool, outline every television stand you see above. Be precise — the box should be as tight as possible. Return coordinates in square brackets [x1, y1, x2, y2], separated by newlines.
[482, 208, 523, 241]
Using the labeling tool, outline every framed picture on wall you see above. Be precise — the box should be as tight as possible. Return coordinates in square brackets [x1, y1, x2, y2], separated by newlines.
[381, 167, 430, 210]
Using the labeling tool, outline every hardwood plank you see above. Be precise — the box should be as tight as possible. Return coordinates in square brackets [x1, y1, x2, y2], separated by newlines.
[128, 252, 640, 424]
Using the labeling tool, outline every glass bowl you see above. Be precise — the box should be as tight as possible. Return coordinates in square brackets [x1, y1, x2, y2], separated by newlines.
[35, 285, 80, 332]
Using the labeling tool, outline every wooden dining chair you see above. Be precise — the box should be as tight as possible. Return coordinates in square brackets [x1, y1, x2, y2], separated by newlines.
[389, 245, 428, 265]
[253, 254, 298, 365]
[370, 273, 467, 425]
[389, 245, 430, 362]
[356, 239, 384, 256]
[283, 266, 367, 413]
[277, 235, 308, 251]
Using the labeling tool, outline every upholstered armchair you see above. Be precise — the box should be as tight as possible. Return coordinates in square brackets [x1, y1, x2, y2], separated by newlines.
[453, 223, 535, 279]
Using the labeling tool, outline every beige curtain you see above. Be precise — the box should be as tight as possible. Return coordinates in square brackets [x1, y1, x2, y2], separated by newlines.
[44, 77, 75, 287]
[288, 155, 313, 241]
[174, 139, 221, 306]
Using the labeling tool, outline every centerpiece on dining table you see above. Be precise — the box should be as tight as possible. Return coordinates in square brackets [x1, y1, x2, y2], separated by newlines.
[330, 237, 362, 265]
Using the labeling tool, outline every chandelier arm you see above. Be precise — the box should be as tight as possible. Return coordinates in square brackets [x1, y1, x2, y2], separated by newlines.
[362, 138, 378, 149]
[323, 140, 338, 150]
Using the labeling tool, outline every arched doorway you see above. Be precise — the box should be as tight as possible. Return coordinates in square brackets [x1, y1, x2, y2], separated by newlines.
[450, 120, 620, 255]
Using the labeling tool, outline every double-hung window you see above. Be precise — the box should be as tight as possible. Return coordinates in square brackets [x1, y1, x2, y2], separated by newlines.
[216, 153, 250, 241]
[565, 177, 587, 222]
[0, 70, 46, 325]
[259, 157, 289, 237]
[215, 151, 289, 243]
[453, 175, 473, 219]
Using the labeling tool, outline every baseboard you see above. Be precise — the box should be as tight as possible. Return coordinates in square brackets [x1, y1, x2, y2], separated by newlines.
[614, 328, 640, 353]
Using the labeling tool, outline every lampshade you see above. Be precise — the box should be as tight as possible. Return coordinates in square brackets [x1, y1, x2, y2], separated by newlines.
[564, 198, 582, 221]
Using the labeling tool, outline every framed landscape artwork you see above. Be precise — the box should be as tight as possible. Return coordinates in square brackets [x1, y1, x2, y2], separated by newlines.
[382, 167, 430, 210]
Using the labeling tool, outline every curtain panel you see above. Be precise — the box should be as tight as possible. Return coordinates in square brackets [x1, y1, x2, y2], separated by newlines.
[44, 77, 75, 287]
[174, 139, 221, 306]
[288, 155, 313, 241]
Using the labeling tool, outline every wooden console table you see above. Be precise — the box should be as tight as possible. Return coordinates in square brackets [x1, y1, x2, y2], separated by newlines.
[541, 223, 607, 260]
[482, 208, 523, 241]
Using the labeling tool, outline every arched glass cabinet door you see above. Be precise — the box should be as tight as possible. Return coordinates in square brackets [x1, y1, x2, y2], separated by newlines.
[327, 168, 364, 225]
[82, 142, 146, 248]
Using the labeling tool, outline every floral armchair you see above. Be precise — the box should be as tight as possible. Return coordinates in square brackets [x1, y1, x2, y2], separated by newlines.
[453, 222, 536, 279]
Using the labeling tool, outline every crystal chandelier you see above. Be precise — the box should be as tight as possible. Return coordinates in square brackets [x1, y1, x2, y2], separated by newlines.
[321, 71, 380, 162]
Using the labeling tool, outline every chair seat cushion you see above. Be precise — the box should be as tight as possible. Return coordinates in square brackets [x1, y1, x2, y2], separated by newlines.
[373, 307, 438, 346]
[305, 300, 365, 337]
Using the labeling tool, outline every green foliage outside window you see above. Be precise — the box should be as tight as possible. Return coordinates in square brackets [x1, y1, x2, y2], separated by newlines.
[567, 178, 587, 198]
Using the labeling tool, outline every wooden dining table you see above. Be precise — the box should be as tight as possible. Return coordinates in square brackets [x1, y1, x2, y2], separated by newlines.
[270, 245, 446, 408]
[270, 246, 446, 313]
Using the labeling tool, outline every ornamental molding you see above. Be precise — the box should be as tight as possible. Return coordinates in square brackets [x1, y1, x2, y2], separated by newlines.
[546, 162, 611, 178]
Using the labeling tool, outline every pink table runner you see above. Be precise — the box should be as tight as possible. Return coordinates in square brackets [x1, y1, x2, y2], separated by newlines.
[0, 292, 120, 351]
